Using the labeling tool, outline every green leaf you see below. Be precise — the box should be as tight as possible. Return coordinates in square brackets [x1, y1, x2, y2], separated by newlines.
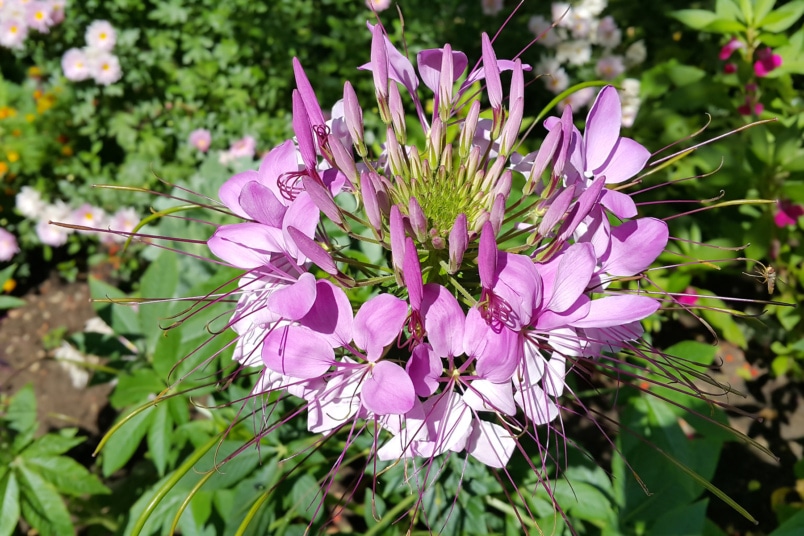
[0, 472, 20, 536]
[6, 385, 37, 439]
[101, 406, 154, 476]
[90, 277, 141, 338]
[24, 429, 84, 457]
[671, 9, 719, 29]
[139, 252, 180, 354]
[288, 473, 323, 522]
[716, 0, 742, 20]
[664, 340, 717, 367]
[0, 296, 26, 310]
[110, 368, 164, 408]
[704, 19, 748, 33]
[754, 0, 778, 24]
[147, 402, 173, 476]
[759, 0, 804, 32]
[16, 465, 74, 536]
[650, 499, 708, 535]
[771, 509, 804, 536]
[20, 454, 109, 497]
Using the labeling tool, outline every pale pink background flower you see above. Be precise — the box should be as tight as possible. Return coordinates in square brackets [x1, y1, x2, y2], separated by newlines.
[481, 0, 504, 16]
[0, 227, 19, 261]
[596, 55, 625, 80]
[62, 48, 91, 81]
[71, 203, 108, 233]
[16, 186, 47, 219]
[0, 19, 28, 49]
[529, 15, 560, 47]
[365, 0, 391, 11]
[189, 129, 212, 152]
[219, 135, 256, 164]
[90, 52, 122, 85]
[26, 1, 53, 33]
[85, 20, 116, 51]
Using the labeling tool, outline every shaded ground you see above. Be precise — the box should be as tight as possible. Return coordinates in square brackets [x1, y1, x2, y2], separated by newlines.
[0, 275, 802, 534]
[0, 274, 111, 435]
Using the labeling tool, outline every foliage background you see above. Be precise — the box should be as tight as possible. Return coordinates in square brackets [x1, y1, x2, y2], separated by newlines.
[1, 0, 804, 535]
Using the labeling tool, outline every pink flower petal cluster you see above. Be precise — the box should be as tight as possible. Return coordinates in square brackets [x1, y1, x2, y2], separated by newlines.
[754, 47, 782, 77]
[61, 20, 122, 85]
[201, 22, 669, 476]
[0, 0, 64, 50]
[0, 227, 19, 261]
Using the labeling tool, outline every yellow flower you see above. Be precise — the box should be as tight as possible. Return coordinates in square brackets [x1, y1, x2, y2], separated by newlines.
[0, 162, 8, 176]
[61, 146, 73, 157]
[28, 66, 43, 78]
[0, 107, 16, 120]
[6, 152, 19, 163]
[25, 113, 36, 123]
[2, 278, 16, 294]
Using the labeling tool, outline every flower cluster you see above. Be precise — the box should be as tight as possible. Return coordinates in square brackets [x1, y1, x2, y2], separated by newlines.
[0, 0, 65, 50]
[199, 22, 669, 483]
[61, 20, 122, 86]
[529, 0, 646, 125]
[15, 186, 138, 247]
[719, 36, 783, 116]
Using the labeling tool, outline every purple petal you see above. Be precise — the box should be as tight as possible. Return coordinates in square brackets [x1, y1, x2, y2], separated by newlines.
[464, 308, 520, 383]
[421, 283, 465, 358]
[390, 205, 406, 272]
[584, 86, 622, 172]
[604, 218, 668, 276]
[600, 189, 637, 218]
[466, 421, 516, 468]
[302, 174, 341, 225]
[282, 192, 320, 259]
[299, 280, 354, 347]
[292, 58, 325, 128]
[369, 23, 389, 100]
[219, 170, 258, 218]
[266, 272, 317, 320]
[596, 137, 651, 184]
[239, 181, 286, 227]
[545, 243, 595, 313]
[257, 139, 299, 202]
[478, 221, 498, 288]
[417, 48, 468, 94]
[361, 172, 382, 233]
[403, 237, 423, 310]
[481, 33, 502, 109]
[208, 223, 284, 269]
[448, 214, 468, 272]
[262, 324, 334, 379]
[362, 361, 416, 415]
[406, 344, 442, 397]
[286, 226, 337, 275]
[571, 295, 660, 328]
[558, 176, 605, 241]
[354, 294, 408, 361]
[537, 186, 575, 235]
[292, 91, 317, 172]
[493, 253, 542, 328]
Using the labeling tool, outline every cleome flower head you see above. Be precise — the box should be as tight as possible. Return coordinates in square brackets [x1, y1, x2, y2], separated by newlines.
[124, 17, 773, 532]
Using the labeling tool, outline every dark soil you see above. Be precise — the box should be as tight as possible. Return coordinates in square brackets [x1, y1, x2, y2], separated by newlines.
[0, 273, 112, 434]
